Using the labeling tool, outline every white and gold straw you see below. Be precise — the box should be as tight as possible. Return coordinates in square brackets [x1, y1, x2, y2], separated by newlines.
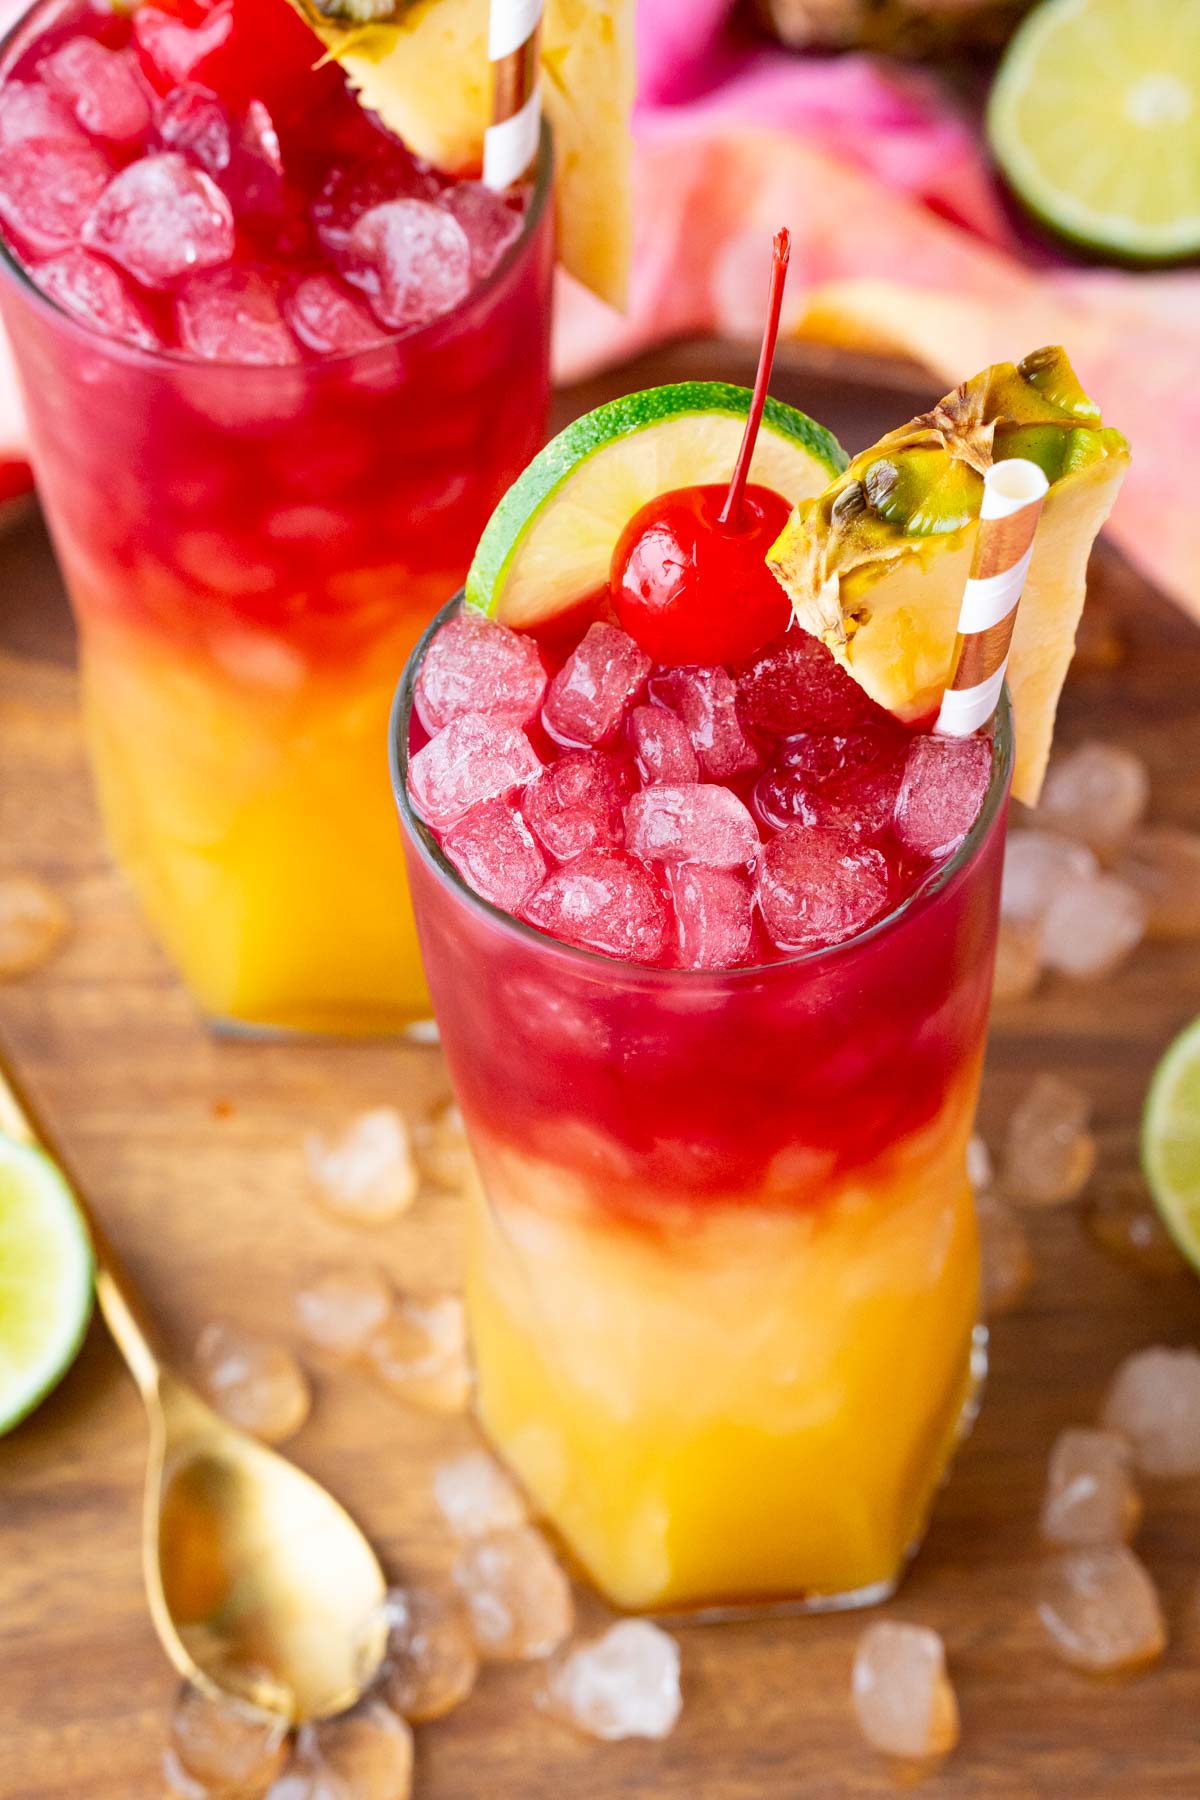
[483, 0, 544, 191]
[935, 457, 1050, 737]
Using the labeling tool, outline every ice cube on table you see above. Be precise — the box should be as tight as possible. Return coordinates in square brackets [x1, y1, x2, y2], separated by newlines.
[0, 873, 69, 978]
[407, 713, 541, 830]
[0, 79, 85, 148]
[1101, 1346, 1200, 1477]
[166, 1682, 287, 1798]
[453, 1525, 574, 1662]
[443, 797, 546, 911]
[651, 664, 757, 779]
[312, 148, 439, 260]
[522, 751, 625, 861]
[1087, 1174, 1182, 1277]
[1114, 827, 1200, 941]
[975, 1190, 1033, 1318]
[293, 1262, 393, 1360]
[382, 1583, 479, 1724]
[543, 622, 652, 749]
[1036, 740, 1149, 856]
[1039, 872, 1146, 980]
[523, 850, 668, 964]
[134, 4, 234, 92]
[349, 199, 471, 331]
[1001, 1073, 1096, 1208]
[413, 1100, 472, 1193]
[283, 272, 388, 355]
[439, 180, 522, 280]
[305, 1107, 419, 1225]
[434, 1450, 528, 1540]
[154, 83, 232, 175]
[667, 864, 754, 970]
[626, 783, 759, 869]
[894, 733, 992, 860]
[1037, 1546, 1165, 1673]
[540, 1620, 683, 1742]
[737, 631, 882, 735]
[193, 1320, 311, 1445]
[291, 1698, 414, 1800]
[629, 704, 699, 785]
[851, 1621, 959, 1761]
[1040, 1427, 1141, 1547]
[175, 265, 298, 365]
[416, 613, 547, 732]
[1001, 830, 1099, 926]
[83, 153, 234, 287]
[0, 138, 110, 258]
[756, 825, 890, 952]
[991, 918, 1043, 1002]
[366, 1294, 471, 1415]
[40, 39, 151, 144]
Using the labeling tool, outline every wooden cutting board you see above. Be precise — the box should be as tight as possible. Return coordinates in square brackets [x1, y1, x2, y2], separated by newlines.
[3, 345, 1200, 1800]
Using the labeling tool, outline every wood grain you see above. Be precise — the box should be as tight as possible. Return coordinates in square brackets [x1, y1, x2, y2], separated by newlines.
[2, 346, 1200, 1799]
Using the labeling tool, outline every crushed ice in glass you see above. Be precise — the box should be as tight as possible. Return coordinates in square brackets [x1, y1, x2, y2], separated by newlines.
[756, 827, 889, 952]
[176, 266, 298, 365]
[348, 199, 471, 331]
[407, 713, 541, 831]
[667, 864, 755, 970]
[625, 783, 759, 868]
[893, 734, 991, 860]
[442, 798, 546, 911]
[628, 703, 699, 785]
[522, 751, 625, 861]
[543, 622, 652, 748]
[523, 851, 669, 964]
[415, 611, 547, 734]
[83, 152, 234, 287]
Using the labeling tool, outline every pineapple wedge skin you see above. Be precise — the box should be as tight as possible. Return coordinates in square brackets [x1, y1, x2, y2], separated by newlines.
[766, 351, 1129, 806]
[288, 0, 634, 308]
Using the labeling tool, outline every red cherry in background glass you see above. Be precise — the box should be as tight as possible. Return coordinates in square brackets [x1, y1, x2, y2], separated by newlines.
[610, 228, 796, 669]
[612, 480, 793, 667]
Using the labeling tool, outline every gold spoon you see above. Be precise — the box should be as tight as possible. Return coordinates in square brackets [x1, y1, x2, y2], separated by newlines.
[0, 1055, 388, 1723]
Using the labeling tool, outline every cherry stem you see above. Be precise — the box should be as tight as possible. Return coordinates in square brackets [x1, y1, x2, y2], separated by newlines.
[718, 227, 791, 532]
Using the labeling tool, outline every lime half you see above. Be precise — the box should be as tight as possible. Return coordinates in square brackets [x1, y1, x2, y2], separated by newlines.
[988, 0, 1200, 262]
[0, 1134, 93, 1433]
[1143, 1014, 1200, 1273]
[465, 381, 847, 629]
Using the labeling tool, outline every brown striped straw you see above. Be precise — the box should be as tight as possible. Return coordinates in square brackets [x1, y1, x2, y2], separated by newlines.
[935, 457, 1050, 737]
[483, 0, 544, 191]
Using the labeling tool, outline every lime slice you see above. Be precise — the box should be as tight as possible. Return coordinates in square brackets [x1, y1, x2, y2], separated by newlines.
[988, 0, 1200, 262]
[1143, 1014, 1200, 1273]
[465, 381, 847, 629]
[0, 1134, 93, 1433]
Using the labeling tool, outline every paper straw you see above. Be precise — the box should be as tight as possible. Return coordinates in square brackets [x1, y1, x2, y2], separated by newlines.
[935, 458, 1050, 738]
[483, 0, 543, 191]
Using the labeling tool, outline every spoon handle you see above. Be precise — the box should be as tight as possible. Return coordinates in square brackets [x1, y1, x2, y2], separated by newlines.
[0, 1051, 164, 1398]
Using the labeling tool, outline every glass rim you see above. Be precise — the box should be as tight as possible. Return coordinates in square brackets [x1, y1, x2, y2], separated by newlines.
[0, 0, 554, 373]
[389, 593, 1014, 986]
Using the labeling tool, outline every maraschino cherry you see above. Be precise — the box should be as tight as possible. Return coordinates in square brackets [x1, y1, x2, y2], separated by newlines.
[610, 229, 795, 668]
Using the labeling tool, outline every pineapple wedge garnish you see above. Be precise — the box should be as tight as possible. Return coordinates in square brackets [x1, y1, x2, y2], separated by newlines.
[767, 348, 1129, 805]
[286, 0, 634, 307]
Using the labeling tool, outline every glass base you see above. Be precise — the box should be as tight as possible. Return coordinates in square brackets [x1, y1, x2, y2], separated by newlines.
[203, 1012, 439, 1044]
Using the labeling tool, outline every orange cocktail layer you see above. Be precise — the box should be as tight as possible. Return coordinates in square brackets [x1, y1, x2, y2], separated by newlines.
[466, 1077, 980, 1614]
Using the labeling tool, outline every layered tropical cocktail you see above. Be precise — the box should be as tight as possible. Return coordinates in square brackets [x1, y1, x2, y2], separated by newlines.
[393, 335, 1128, 1612]
[0, 0, 561, 1032]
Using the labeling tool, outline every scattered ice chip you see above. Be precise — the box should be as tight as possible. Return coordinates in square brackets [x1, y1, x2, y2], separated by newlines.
[305, 1107, 418, 1225]
[165, 1681, 286, 1797]
[522, 751, 625, 862]
[626, 784, 759, 869]
[154, 83, 231, 175]
[443, 798, 546, 911]
[294, 1263, 393, 1360]
[434, 1450, 528, 1539]
[415, 612, 547, 733]
[382, 1584, 479, 1723]
[280, 271, 385, 354]
[967, 1134, 993, 1193]
[543, 622, 652, 748]
[523, 850, 668, 964]
[414, 1100, 471, 1193]
[1040, 1428, 1141, 1547]
[0, 874, 69, 978]
[0, 79, 84, 148]
[349, 199, 471, 330]
[406, 713, 540, 831]
[176, 266, 298, 365]
[193, 1320, 311, 1444]
[1038, 872, 1146, 981]
[292, 1697, 414, 1800]
[651, 664, 757, 779]
[453, 1525, 574, 1661]
[540, 1620, 682, 1742]
[628, 704, 699, 785]
[976, 1191, 1033, 1318]
[439, 181, 522, 279]
[991, 919, 1042, 1002]
[1001, 830, 1099, 926]
[41, 39, 151, 143]
[1037, 1546, 1165, 1673]
[851, 1621, 959, 1761]
[134, 4, 233, 91]
[1114, 827, 1200, 941]
[312, 148, 438, 261]
[667, 864, 754, 971]
[1036, 741, 1149, 856]
[893, 734, 992, 860]
[1100, 1346, 1200, 1477]
[1001, 1074, 1096, 1208]
[366, 1293, 471, 1415]
[736, 631, 882, 735]
[0, 138, 111, 257]
[83, 153, 234, 287]
[756, 825, 890, 952]
[1087, 1175, 1182, 1277]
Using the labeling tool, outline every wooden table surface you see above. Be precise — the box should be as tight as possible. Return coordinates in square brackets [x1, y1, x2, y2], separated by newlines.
[3, 344, 1200, 1800]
